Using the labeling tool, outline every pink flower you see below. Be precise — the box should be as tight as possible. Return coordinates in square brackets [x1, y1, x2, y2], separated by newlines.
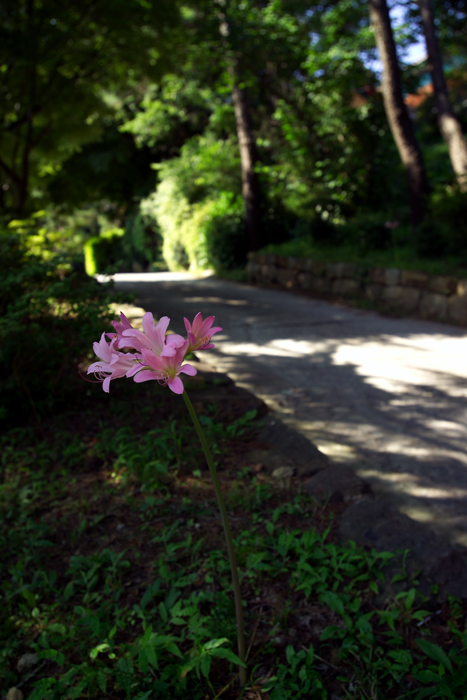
[107, 312, 134, 348]
[184, 313, 222, 353]
[87, 332, 142, 392]
[133, 340, 197, 394]
[119, 312, 184, 357]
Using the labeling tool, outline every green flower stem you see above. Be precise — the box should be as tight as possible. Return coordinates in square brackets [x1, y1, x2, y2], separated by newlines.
[183, 390, 246, 687]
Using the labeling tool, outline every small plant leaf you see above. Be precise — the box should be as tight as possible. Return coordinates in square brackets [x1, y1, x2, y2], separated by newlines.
[416, 639, 453, 673]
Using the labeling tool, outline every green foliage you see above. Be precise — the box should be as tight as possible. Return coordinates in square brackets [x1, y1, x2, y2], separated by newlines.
[0, 0, 180, 214]
[202, 193, 247, 270]
[140, 133, 245, 270]
[84, 228, 124, 276]
[2, 402, 467, 699]
[309, 215, 340, 246]
[342, 212, 395, 253]
[0, 221, 118, 423]
[415, 186, 467, 258]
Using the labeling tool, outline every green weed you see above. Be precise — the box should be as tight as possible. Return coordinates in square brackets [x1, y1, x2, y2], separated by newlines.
[1, 408, 467, 699]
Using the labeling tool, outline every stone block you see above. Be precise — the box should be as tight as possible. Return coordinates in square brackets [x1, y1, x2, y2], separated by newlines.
[310, 260, 326, 276]
[263, 253, 277, 266]
[341, 262, 359, 278]
[257, 415, 330, 476]
[261, 264, 277, 282]
[299, 258, 315, 272]
[332, 278, 359, 296]
[382, 285, 421, 312]
[365, 284, 383, 301]
[384, 267, 401, 286]
[328, 262, 358, 278]
[448, 295, 467, 325]
[428, 275, 457, 295]
[311, 276, 332, 294]
[400, 269, 429, 289]
[369, 267, 386, 284]
[326, 262, 341, 278]
[338, 499, 467, 600]
[298, 272, 313, 290]
[457, 279, 467, 297]
[276, 256, 288, 268]
[276, 268, 297, 288]
[6, 689, 23, 700]
[304, 466, 372, 504]
[286, 256, 301, 270]
[419, 292, 448, 320]
[246, 261, 259, 280]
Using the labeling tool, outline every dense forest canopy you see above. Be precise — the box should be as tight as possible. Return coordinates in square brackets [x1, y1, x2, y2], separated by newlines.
[0, 0, 466, 269]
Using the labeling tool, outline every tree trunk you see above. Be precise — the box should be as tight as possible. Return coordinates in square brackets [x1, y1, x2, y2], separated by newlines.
[418, 0, 467, 190]
[369, 0, 430, 225]
[231, 77, 262, 251]
[218, 6, 262, 251]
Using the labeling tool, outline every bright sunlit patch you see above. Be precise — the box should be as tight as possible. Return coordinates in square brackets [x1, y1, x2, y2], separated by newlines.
[96, 271, 214, 283]
[185, 296, 249, 306]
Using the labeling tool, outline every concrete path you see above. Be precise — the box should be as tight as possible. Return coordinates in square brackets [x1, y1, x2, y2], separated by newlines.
[109, 272, 467, 546]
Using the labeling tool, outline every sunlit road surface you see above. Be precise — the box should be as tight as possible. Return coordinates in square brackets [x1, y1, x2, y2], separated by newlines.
[107, 271, 467, 545]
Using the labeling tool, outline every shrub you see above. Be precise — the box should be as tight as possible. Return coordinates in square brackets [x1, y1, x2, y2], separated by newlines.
[140, 133, 243, 271]
[121, 212, 162, 271]
[204, 194, 247, 270]
[414, 187, 467, 258]
[0, 224, 118, 424]
[142, 183, 247, 271]
[259, 200, 302, 247]
[83, 228, 124, 275]
[341, 212, 394, 253]
[413, 220, 450, 258]
[310, 216, 339, 246]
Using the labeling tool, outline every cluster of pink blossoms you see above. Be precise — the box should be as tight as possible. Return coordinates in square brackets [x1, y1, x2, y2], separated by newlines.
[87, 312, 222, 395]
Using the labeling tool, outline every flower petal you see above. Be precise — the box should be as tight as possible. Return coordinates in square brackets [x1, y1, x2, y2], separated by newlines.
[167, 376, 184, 394]
[133, 370, 160, 383]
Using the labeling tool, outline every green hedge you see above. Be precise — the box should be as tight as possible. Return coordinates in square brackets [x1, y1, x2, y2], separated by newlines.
[84, 228, 124, 276]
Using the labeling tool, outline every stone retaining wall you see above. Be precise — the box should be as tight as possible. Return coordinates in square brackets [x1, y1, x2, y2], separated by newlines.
[247, 253, 467, 326]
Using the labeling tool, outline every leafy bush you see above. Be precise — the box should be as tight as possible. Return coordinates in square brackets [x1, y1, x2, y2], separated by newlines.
[203, 194, 247, 270]
[121, 212, 162, 271]
[414, 187, 467, 258]
[140, 133, 244, 271]
[310, 216, 339, 246]
[84, 228, 124, 275]
[340, 212, 396, 253]
[413, 219, 450, 258]
[259, 199, 303, 247]
[0, 224, 118, 424]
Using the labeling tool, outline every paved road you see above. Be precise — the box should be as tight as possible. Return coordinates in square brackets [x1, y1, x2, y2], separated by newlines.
[110, 272, 467, 545]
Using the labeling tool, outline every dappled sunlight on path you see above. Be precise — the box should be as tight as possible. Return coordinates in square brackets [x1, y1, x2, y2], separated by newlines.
[110, 272, 467, 545]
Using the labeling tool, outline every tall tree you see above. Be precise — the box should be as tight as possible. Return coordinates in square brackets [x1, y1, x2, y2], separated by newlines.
[368, 0, 430, 224]
[0, 0, 179, 216]
[417, 0, 467, 189]
[217, 2, 262, 252]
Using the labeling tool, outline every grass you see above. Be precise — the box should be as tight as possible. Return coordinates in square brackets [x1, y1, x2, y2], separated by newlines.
[2, 376, 467, 700]
[258, 236, 467, 279]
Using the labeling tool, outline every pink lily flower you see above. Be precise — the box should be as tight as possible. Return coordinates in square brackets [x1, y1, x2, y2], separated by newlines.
[119, 312, 184, 357]
[133, 340, 197, 394]
[184, 313, 222, 353]
[87, 333, 142, 392]
[107, 312, 134, 348]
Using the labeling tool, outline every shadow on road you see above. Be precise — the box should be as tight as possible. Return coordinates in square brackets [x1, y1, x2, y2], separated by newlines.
[112, 273, 467, 543]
